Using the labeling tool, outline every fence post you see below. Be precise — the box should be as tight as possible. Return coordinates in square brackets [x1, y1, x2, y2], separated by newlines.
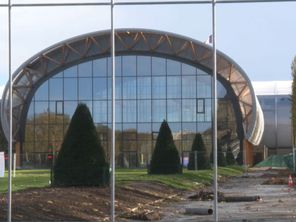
[13, 153, 16, 178]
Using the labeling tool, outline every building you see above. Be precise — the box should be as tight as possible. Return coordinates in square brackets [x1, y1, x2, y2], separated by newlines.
[253, 81, 292, 161]
[0, 29, 264, 168]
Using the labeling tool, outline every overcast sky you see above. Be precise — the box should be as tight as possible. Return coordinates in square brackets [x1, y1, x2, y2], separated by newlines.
[0, 0, 296, 88]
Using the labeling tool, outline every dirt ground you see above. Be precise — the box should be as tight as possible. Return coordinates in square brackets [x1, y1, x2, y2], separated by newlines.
[1, 169, 296, 222]
[0, 181, 182, 221]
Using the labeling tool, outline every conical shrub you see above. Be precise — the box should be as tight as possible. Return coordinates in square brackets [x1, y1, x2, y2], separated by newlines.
[53, 103, 109, 186]
[149, 120, 181, 174]
[188, 133, 210, 170]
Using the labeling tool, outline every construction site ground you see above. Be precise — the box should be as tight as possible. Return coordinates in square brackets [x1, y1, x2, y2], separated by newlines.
[158, 168, 296, 222]
[1, 168, 296, 221]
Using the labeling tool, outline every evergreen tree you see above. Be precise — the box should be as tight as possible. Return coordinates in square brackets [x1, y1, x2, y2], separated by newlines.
[149, 120, 181, 174]
[187, 133, 210, 170]
[226, 146, 236, 165]
[0, 124, 7, 152]
[291, 56, 296, 147]
[53, 103, 109, 186]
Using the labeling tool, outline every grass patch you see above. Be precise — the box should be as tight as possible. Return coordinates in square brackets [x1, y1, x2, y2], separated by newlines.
[0, 170, 50, 193]
[0, 166, 243, 193]
[116, 166, 243, 190]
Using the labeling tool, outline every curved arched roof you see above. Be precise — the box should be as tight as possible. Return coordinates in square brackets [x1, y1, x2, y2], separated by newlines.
[1, 29, 264, 145]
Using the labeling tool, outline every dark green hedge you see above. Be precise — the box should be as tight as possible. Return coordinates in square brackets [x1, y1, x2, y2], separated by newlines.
[149, 120, 182, 174]
[188, 133, 210, 170]
[53, 103, 109, 186]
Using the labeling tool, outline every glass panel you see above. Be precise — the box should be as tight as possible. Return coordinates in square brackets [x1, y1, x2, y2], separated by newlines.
[79, 78, 92, 100]
[175, 140, 182, 153]
[197, 122, 212, 133]
[93, 100, 107, 123]
[152, 122, 161, 133]
[197, 113, 205, 122]
[35, 102, 49, 124]
[96, 123, 109, 141]
[116, 57, 122, 76]
[152, 100, 166, 122]
[182, 63, 196, 75]
[34, 142, 50, 157]
[197, 76, 212, 98]
[182, 123, 197, 136]
[262, 110, 276, 147]
[115, 77, 122, 99]
[182, 99, 196, 122]
[64, 101, 77, 119]
[122, 56, 136, 76]
[167, 99, 181, 122]
[116, 100, 122, 123]
[54, 72, 63, 78]
[259, 96, 275, 110]
[167, 60, 181, 75]
[123, 124, 137, 140]
[34, 124, 48, 144]
[55, 101, 64, 116]
[93, 58, 107, 77]
[167, 76, 181, 98]
[182, 140, 192, 152]
[93, 78, 107, 100]
[122, 141, 137, 151]
[276, 96, 291, 147]
[78, 61, 92, 77]
[108, 100, 111, 123]
[138, 100, 151, 122]
[23, 142, 34, 153]
[122, 77, 136, 99]
[137, 56, 151, 76]
[152, 77, 166, 99]
[25, 124, 34, 142]
[107, 57, 121, 76]
[197, 98, 205, 113]
[49, 102, 55, 123]
[152, 57, 166, 76]
[137, 123, 151, 140]
[197, 67, 209, 75]
[138, 140, 152, 165]
[123, 100, 136, 122]
[168, 122, 181, 140]
[122, 132, 137, 141]
[217, 81, 227, 98]
[64, 66, 77, 78]
[49, 78, 63, 101]
[64, 78, 77, 100]
[35, 81, 48, 101]
[79, 101, 92, 116]
[27, 103, 34, 120]
[205, 99, 212, 121]
[182, 76, 196, 98]
[51, 127, 59, 143]
[137, 77, 151, 99]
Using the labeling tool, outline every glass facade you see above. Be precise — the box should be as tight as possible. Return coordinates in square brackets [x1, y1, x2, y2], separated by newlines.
[257, 95, 291, 149]
[24, 55, 238, 168]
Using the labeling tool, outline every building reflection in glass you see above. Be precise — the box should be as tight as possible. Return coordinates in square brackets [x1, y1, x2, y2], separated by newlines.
[24, 55, 239, 168]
